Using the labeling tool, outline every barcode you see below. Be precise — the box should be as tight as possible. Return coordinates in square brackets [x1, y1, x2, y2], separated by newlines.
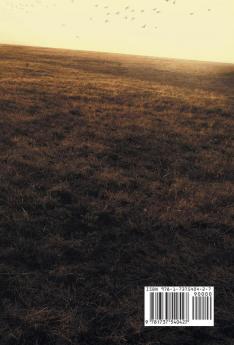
[149, 292, 190, 321]
[192, 295, 212, 320]
[145, 287, 214, 326]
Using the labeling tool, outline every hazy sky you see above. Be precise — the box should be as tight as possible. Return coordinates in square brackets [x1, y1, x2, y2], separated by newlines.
[0, 0, 234, 63]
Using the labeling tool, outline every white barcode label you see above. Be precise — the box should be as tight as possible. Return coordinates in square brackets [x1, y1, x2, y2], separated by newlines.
[144, 286, 214, 326]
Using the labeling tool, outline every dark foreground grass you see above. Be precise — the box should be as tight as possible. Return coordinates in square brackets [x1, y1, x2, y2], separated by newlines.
[0, 44, 234, 345]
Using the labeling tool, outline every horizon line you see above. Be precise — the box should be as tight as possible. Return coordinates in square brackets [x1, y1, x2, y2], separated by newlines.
[1, 41, 234, 66]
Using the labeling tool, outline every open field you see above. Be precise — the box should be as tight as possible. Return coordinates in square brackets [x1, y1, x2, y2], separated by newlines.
[0, 44, 234, 345]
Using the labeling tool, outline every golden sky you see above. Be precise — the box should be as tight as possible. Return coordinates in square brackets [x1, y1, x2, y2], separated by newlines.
[0, 0, 234, 63]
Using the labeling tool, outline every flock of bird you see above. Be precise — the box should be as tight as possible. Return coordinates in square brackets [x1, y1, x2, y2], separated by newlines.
[2, 0, 213, 39]
[92, 1, 212, 27]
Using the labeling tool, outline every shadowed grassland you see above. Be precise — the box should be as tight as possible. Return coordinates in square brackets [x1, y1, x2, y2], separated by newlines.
[0, 44, 234, 345]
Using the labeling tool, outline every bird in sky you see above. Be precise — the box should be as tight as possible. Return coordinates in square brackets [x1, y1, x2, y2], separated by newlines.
[2, 0, 215, 38]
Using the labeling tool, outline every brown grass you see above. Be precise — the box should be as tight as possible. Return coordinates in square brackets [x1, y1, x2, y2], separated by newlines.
[0, 44, 234, 345]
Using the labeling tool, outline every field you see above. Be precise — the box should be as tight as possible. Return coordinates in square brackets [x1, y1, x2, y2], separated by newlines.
[0, 44, 233, 345]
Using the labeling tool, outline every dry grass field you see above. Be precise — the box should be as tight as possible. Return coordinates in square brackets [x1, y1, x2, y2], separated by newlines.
[0, 44, 234, 345]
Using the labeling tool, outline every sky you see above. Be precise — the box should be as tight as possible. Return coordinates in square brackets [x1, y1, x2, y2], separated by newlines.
[0, 0, 234, 63]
